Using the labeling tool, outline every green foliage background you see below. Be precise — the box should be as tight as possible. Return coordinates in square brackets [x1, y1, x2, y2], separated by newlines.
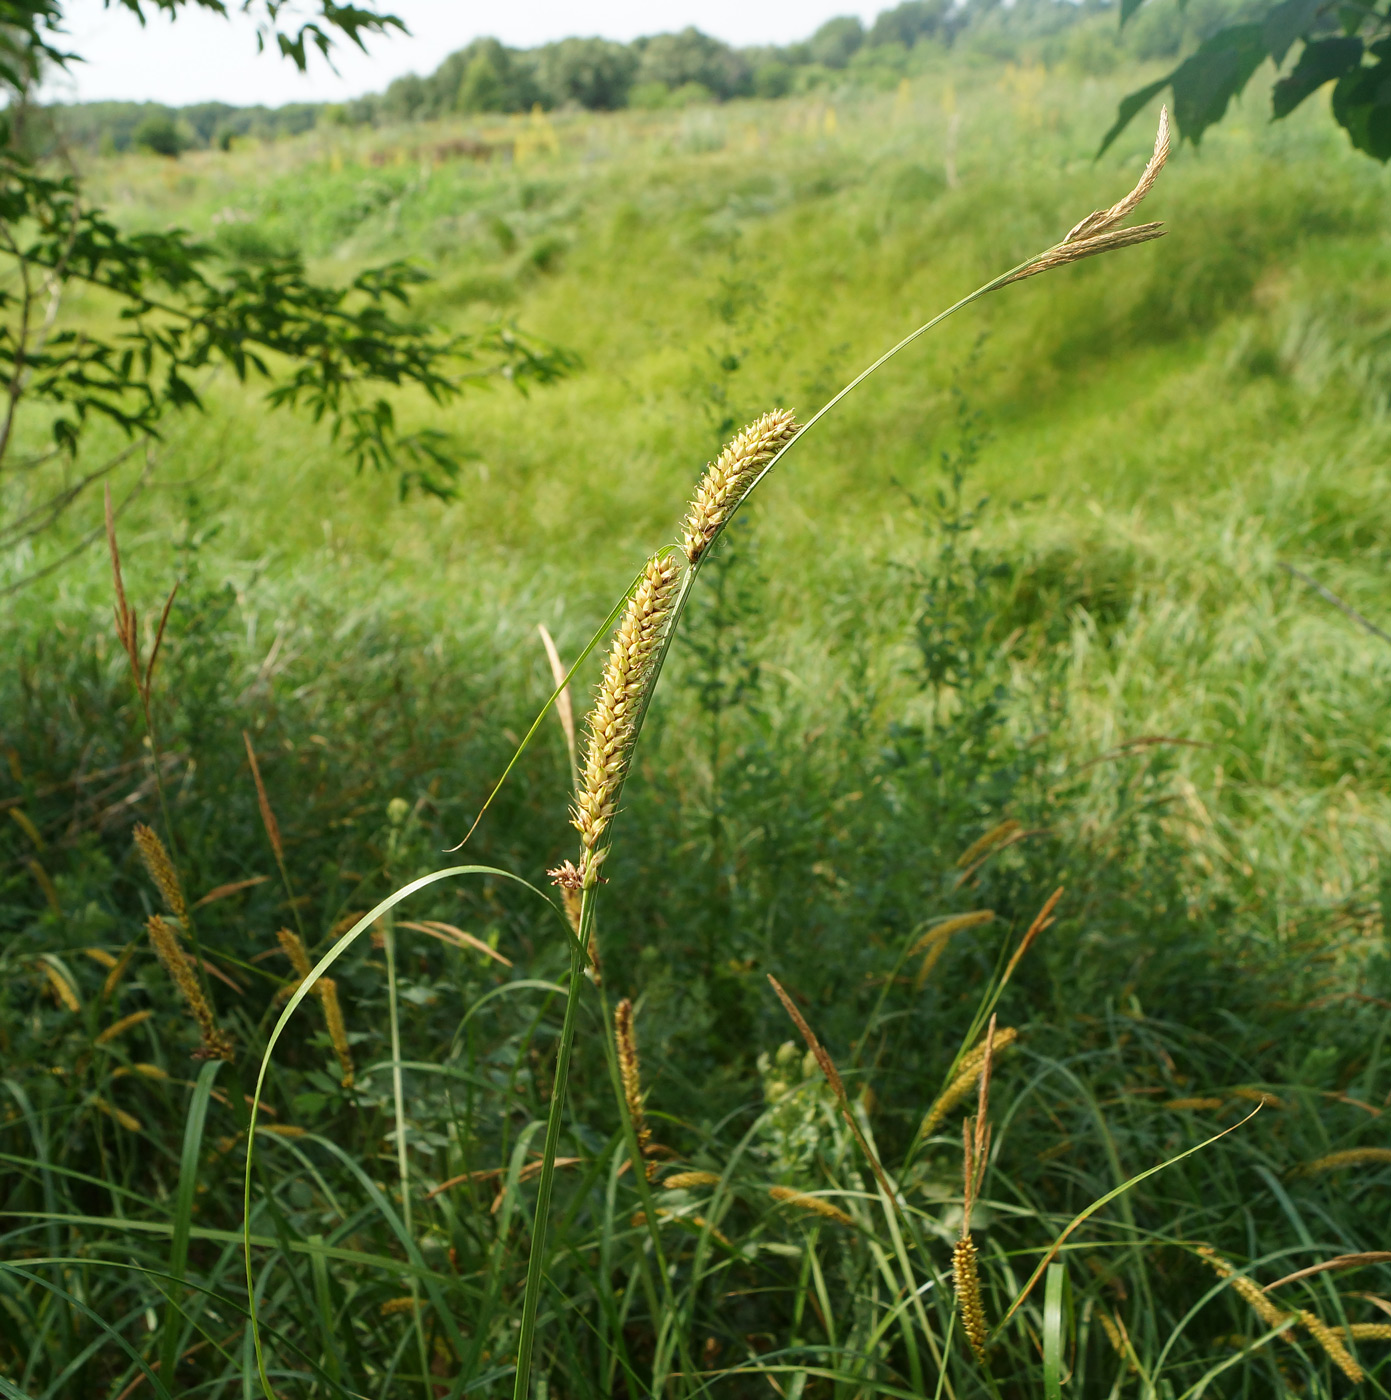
[5, 54, 1391, 1398]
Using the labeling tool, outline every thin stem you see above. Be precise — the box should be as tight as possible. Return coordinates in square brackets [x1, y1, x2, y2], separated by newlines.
[511, 886, 594, 1400]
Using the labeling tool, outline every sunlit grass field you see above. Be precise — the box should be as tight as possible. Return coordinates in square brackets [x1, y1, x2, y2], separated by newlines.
[6, 52, 1391, 1398]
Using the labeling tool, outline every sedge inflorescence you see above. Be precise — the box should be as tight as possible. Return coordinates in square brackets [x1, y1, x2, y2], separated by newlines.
[681, 409, 799, 565]
[571, 553, 682, 887]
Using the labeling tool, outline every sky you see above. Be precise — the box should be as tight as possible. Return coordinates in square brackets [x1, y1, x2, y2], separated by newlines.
[42, 1, 887, 107]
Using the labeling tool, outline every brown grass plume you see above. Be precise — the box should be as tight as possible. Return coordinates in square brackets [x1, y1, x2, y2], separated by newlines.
[614, 997, 654, 1175]
[133, 823, 186, 925]
[147, 914, 234, 1062]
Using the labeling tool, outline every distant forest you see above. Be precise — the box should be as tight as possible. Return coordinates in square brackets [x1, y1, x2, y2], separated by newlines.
[48, 0, 1251, 154]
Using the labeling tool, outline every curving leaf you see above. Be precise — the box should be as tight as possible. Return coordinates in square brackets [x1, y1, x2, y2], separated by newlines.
[1273, 35, 1363, 116]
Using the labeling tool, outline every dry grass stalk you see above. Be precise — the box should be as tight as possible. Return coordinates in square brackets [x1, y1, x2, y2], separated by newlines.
[133, 823, 187, 925]
[768, 1185, 856, 1227]
[147, 914, 234, 1062]
[40, 960, 80, 1013]
[572, 553, 682, 887]
[1001, 108, 1170, 289]
[1301, 1147, 1391, 1174]
[104, 484, 177, 711]
[614, 997, 654, 1176]
[242, 731, 284, 864]
[682, 409, 800, 564]
[1066, 106, 1171, 242]
[536, 623, 578, 780]
[276, 928, 354, 1086]
[95, 1009, 154, 1045]
[1266, 1252, 1391, 1292]
[665, 1170, 722, 1190]
[919, 1026, 1019, 1140]
[766, 975, 846, 1101]
[1001, 886, 1063, 986]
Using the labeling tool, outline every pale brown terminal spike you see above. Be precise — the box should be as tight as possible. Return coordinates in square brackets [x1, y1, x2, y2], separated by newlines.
[683, 409, 799, 564]
[571, 552, 682, 886]
[1066, 105, 1170, 244]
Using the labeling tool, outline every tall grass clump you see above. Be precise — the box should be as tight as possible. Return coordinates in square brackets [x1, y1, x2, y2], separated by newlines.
[7, 99, 1391, 1400]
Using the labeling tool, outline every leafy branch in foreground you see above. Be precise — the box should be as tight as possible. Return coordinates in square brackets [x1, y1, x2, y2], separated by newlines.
[1102, 0, 1391, 160]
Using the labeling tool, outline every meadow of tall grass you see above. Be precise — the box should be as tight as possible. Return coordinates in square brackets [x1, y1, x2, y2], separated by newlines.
[4, 56, 1391, 1399]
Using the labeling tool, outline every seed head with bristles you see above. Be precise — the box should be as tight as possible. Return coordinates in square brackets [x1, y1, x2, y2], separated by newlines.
[133, 823, 186, 925]
[147, 914, 234, 1062]
[572, 553, 682, 885]
[919, 1027, 1019, 1140]
[682, 410, 800, 564]
[768, 1185, 856, 1228]
[953, 1234, 989, 1363]
[276, 928, 354, 1086]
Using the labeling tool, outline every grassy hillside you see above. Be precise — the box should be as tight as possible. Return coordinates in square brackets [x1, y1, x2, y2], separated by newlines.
[5, 57, 1391, 1398]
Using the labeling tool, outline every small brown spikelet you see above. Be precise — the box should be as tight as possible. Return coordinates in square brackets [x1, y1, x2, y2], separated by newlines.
[1301, 1147, 1391, 1174]
[276, 927, 313, 979]
[277, 929, 354, 1086]
[95, 1008, 154, 1045]
[572, 554, 681, 884]
[318, 978, 355, 1088]
[147, 915, 234, 1062]
[614, 997, 653, 1169]
[920, 1028, 1019, 1140]
[665, 1171, 722, 1190]
[682, 409, 799, 564]
[953, 1233, 989, 1363]
[133, 824, 186, 925]
[769, 1186, 855, 1228]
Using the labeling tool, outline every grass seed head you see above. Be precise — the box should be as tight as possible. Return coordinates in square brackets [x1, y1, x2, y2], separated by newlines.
[1298, 1309, 1364, 1383]
[953, 1233, 989, 1363]
[614, 997, 653, 1170]
[132, 823, 186, 925]
[40, 960, 80, 1013]
[95, 1008, 153, 1045]
[318, 976, 355, 1088]
[920, 1027, 1019, 1140]
[665, 1170, 722, 1190]
[1301, 1147, 1391, 1174]
[572, 553, 681, 885]
[682, 409, 799, 564]
[768, 1185, 855, 1227]
[147, 914, 234, 1062]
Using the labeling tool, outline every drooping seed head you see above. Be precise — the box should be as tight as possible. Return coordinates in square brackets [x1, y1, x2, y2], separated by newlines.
[147, 914, 234, 1062]
[768, 1185, 855, 1227]
[614, 996, 652, 1169]
[919, 1027, 1019, 1141]
[682, 410, 799, 565]
[133, 823, 186, 925]
[572, 553, 682, 884]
